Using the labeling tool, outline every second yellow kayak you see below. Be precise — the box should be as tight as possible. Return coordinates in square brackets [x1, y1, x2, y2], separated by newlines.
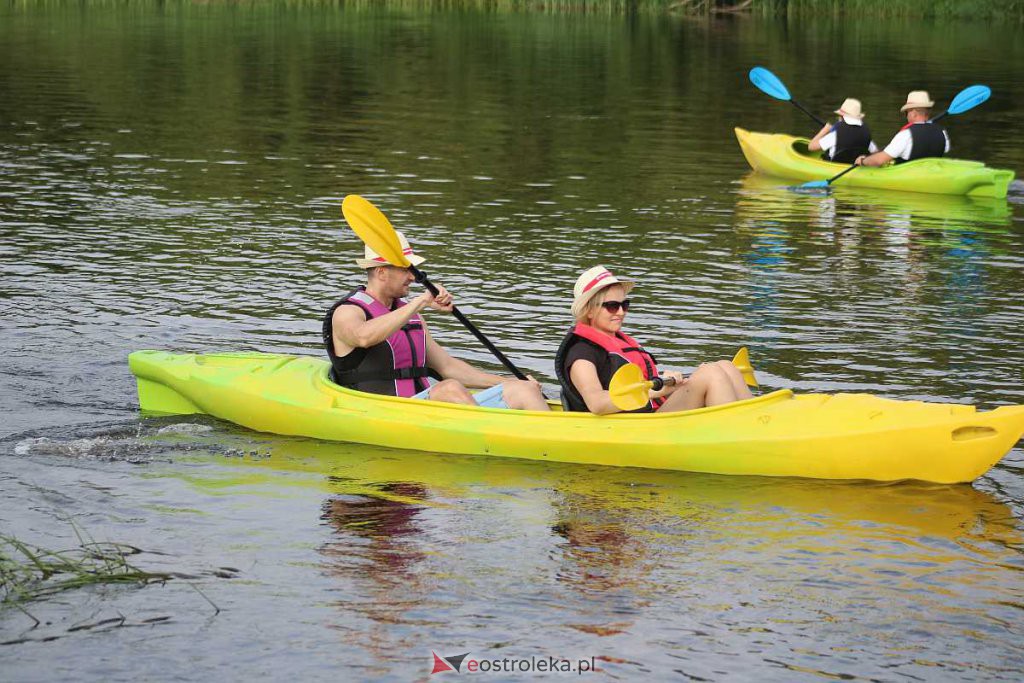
[735, 127, 1015, 198]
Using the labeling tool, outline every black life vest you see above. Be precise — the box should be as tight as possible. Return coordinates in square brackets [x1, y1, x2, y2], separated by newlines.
[895, 122, 947, 164]
[322, 287, 438, 397]
[830, 120, 874, 164]
[553, 323, 662, 413]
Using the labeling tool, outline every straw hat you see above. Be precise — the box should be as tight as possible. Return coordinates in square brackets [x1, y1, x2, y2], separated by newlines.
[900, 90, 935, 112]
[834, 97, 865, 122]
[355, 231, 426, 269]
[571, 266, 635, 319]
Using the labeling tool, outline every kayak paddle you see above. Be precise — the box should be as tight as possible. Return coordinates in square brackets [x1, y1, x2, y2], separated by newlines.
[341, 194, 530, 381]
[799, 84, 992, 190]
[608, 348, 759, 412]
[749, 66, 827, 128]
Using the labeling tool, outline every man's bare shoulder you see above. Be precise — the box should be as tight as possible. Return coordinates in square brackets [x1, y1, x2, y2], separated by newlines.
[332, 302, 367, 330]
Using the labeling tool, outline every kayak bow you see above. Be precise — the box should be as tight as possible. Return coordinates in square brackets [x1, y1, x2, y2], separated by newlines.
[129, 350, 1024, 484]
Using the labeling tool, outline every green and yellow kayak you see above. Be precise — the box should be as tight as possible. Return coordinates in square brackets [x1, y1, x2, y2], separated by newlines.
[735, 127, 1015, 198]
[128, 350, 1024, 484]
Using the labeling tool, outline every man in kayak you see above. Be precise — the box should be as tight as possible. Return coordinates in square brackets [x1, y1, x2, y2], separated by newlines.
[807, 98, 878, 163]
[554, 266, 752, 414]
[855, 90, 950, 167]
[323, 233, 549, 410]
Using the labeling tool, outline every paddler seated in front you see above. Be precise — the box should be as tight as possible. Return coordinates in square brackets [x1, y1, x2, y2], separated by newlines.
[856, 90, 950, 167]
[554, 266, 752, 415]
[323, 232, 549, 411]
[807, 98, 878, 163]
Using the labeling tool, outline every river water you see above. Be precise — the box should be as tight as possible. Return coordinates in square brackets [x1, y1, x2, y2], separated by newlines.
[2, 4, 1023, 681]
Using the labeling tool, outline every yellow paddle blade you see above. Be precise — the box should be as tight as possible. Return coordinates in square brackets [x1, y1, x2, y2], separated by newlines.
[732, 347, 759, 387]
[341, 194, 411, 268]
[608, 362, 653, 412]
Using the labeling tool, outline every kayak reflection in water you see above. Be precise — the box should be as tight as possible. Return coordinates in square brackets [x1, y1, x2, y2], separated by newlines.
[323, 232, 549, 410]
[554, 266, 752, 415]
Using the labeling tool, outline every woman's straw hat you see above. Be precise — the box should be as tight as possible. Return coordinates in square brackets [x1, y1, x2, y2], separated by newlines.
[571, 265, 635, 319]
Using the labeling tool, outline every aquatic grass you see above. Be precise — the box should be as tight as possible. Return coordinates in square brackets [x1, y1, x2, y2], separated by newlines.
[0, 528, 174, 619]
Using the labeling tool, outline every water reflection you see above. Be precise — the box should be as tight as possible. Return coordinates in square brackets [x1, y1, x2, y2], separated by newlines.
[736, 173, 1012, 229]
[319, 481, 432, 664]
[207, 436, 1024, 676]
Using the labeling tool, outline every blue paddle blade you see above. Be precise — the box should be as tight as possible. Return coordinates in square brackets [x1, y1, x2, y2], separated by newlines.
[799, 179, 830, 189]
[749, 66, 791, 101]
[947, 84, 991, 115]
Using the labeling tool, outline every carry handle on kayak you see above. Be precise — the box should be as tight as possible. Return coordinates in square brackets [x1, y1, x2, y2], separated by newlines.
[798, 84, 992, 190]
[341, 194, 529, 382]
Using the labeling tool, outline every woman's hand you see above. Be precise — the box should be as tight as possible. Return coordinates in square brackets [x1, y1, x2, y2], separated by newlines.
[651, 371, 686, 398]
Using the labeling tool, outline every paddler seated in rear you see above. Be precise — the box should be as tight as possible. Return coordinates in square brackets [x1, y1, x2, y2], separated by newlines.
[807, 98, 878, 163]
[856, 90, 950, 167]
[554, 266, 752, 415]
[323, 232, 549, 411]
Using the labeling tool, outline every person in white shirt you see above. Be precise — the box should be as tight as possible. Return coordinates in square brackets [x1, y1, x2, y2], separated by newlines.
[857, 90, 950, 167]
[808, 98, 878, 164]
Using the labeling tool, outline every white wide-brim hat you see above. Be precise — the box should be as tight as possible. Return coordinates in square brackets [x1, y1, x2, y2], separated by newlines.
[571, 265, 635, 319]
[901, 90, 935, 112]
[355, 231, 426, 269]
[834, 97, 865, 121]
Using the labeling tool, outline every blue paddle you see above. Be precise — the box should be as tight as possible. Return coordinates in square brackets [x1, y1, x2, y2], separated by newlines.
[749, 66, 827, 127]
[799, 84, 992, 190]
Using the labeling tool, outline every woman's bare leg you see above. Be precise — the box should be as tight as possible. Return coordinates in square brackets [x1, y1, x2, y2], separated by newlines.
[657, 363, 739, 412]
[715, 360, 753, 400]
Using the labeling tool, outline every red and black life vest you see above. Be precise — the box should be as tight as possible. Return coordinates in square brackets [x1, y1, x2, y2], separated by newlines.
[322, 287, 437, 397]
[554, 322, 663, 413]
[894, 121, 947, 164]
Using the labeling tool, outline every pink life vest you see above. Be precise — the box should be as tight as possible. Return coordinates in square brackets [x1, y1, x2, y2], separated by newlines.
[323, 288, 430, 398]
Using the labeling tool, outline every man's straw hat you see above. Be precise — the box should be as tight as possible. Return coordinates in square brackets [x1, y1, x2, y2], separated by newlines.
[900, 90, 935, 112]
[355, 231, 426, 269]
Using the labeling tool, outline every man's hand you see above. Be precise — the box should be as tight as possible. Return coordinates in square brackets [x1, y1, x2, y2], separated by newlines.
[414, 285, 455, 313]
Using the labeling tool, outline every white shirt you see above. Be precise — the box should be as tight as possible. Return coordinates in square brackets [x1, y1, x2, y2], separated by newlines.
[883, 124, 951, 161]
[818, 117, 878, 159]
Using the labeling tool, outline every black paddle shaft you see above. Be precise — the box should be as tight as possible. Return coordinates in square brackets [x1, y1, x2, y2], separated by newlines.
[827, 163, 860, 185]
[791, 99, 828, 128]
[410, 265, 529, 381]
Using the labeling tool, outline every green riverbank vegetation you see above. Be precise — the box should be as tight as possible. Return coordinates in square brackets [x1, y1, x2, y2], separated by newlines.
[6, 0, 1024, 18]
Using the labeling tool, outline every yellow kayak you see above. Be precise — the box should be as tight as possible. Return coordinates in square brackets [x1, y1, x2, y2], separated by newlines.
[735, 127, 1015, 198]
[128, 350, 1024, 484]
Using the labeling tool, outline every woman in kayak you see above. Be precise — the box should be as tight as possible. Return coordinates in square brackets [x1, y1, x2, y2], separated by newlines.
[554, 266, 752, 415]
